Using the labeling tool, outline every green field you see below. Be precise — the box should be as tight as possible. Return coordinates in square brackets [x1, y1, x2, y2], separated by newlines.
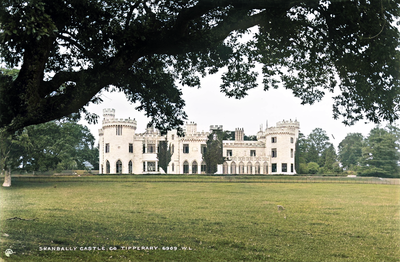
[1, 177, 399, 261]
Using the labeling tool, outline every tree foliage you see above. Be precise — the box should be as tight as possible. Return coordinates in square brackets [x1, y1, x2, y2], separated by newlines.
[360, 126, 400, 177]
[0, 0, 399, 133]
[0, 119, 98, 173]
[202, 130, 227, 174]
[338, 133, 364, 170]
[157, 140, 172, 173]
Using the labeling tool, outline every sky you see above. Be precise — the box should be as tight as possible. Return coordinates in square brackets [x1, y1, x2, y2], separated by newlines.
[79, 71, 395, 150]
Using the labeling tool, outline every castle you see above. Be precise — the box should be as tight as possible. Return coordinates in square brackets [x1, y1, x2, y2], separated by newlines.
[99, 109, 300, 175]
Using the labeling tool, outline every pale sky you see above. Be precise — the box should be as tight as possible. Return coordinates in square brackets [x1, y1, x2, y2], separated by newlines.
[79, 72, 394, 150]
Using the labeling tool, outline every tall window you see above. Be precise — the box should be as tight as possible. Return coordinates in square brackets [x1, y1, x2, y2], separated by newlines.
[272, 148, 277, 158]
[239, 162, 244, 174]
[271, 137, 277, 143]
[192, 161, 198, 174]
[183, 161, 189, 174]
[106, 160, 110, 174]
[105, 143, 110, 153]
[272, 163, 277, 173]
[231, 162, 236, 174]
[291, 163, 294, 173]
[282, 163, 287, 172]
[172, 163, 175, 172]
[247, 162, 252, 174]
[223, 162, 228, 174]
[255, 162, 261, 174]
[128, 161, 133, 174]
[129, 143, 133, 153]
[250, 150, 256, 156]
[172, 144, 175, 154]
[116, 160, 122, 173]
[183, 144, 189, 154]
[291, 148, 294, 158]
[290, 137, 294, 143]
[201, 144, 207, 155]
[116, 125, 122, 135]
[201, 161, 207, 173]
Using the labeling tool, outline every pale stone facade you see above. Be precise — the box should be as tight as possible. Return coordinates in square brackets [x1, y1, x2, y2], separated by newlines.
[99, 109, 300, 175]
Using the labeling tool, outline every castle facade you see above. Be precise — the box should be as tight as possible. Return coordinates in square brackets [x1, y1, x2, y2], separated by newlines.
[99, 109, 300, 175]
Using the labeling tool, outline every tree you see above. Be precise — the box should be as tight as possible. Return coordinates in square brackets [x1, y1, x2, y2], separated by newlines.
[0, 1, 399, 134]
[157, 140, 172, 173]
[338, 133, 364, 170]
[360, 126, 400, 177]
[320, 144, 339, 173]
[20, 120, 98, 172]
[202, 130, 225, 174]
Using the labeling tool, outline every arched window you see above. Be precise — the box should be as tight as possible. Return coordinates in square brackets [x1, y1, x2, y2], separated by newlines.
[183, 161, 189, 174]
[239, 162, 244, 174]
[201, 161, 207, 173]
[263, 162, 268, 174]
[255, 162, 261, 174]
[192, 161, 198, 174]
[116, 160, 122, 174]
[231, 162, 236, 174]
[106, 160, 110, 174]
[128, 161, 133, 174]
[223, 162, 228, 174]
[247, 162, 252, 174]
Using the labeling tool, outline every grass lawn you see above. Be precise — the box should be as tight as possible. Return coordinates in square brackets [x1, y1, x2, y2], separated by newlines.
[0, 178, 399, 261]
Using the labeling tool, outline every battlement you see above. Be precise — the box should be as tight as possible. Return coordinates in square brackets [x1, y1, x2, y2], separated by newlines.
[276, 119, 300, 128]
[210, 125, 223, 131]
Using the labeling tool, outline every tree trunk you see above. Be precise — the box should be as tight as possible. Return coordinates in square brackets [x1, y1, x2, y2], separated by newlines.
[2, 169, 11, 187]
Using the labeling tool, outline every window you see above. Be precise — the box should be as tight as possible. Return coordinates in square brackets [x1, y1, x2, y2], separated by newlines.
[255, 162, 261, 174]
[147, 162, 156, 172]
[183, 144, 189, 154]
[143, 144, 146, 153]
[105, 143, 110, 153]
[172, 163, 175, 172]
[264, 163, 268, 174]
[291, 163, 294, 173]
[271, 137, 277, 143]
[201, 144, 207, 155]
[116, 160, 122, 173]
[128, 161, 133, 174]
[282, 163, 287, 172]
[116, 125, 122, 135]
[272, 148, 277, 158]
[148, 144, 155, 153]
[143, 162, 146, 172]
[171, 134, 175, 140]
[172, 144, 175, 154]
[239, 162, 244, 174]
[227, 150, 232, 157]
[201, 161, 207, 173]
[183, 161, 189, 174]
[192, 161, 198, 174]
[106, 161, 110, 174]
[250, 150, 256, 156]
[290, 137, 294, 143]
[291, 149, 294, 158]
[231, 162, 236, 174]
[247, 162, 252, 174]
[272, 163, 277, 173]
[129, 143, 133, 153]
[223, 162, 228, 174]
